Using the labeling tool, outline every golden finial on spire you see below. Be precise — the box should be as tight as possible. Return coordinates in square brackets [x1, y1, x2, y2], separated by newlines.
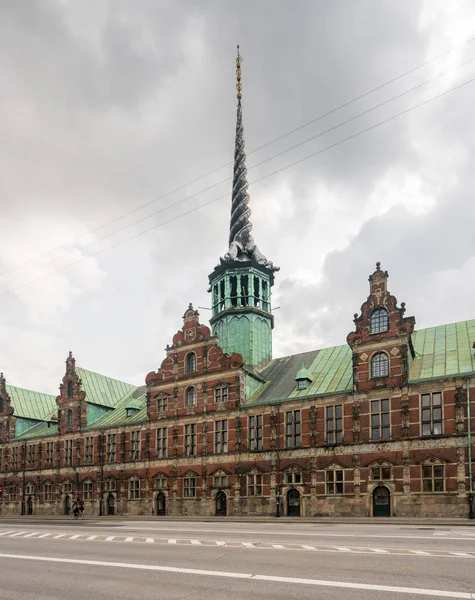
[236, 44, 242, 104]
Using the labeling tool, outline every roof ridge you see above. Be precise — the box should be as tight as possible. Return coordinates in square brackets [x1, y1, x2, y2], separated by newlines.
[76, 365, 137, 388]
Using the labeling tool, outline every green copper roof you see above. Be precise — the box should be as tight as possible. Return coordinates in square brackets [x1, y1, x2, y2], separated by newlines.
[89, 386, 147, 429]
[5, 384, 57, 421]
[16, 420, 58, 440]
[77, 367, 136, 408]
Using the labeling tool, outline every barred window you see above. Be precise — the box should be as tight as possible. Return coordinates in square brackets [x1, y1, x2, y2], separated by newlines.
[284, 471, 302, 485]
[46, 442, 54, 467]
[371, 466, 391, 480]
[186, 386, 197, 408]
[371, 399, 390, 441]
[422, 464, 445, 492]
[44, 482, 53, 501]
[215, 420, 228, 454]
[156, 427, 168, 458]
[249, 415, 263, 451]
[184, 476, 196, 498]
[421, 392, 443, 436]
[371, 353, 389, 378]
[214, 386, 228, 403]
[129, 478, 140, 499]
[247, 473, 263, 496]
[370, 308, 389, 333]
[185, 424, 196, 456]
[65, 440, 73, 467]
[107, 434, 117, 463]
[285, 410, 301, 448]
[186, 352, 197, 373]
[156, 394, 168, 413]
[130, 431, 141, 461]
[326, 470, 344, 494]
[84, 437, 94, 465]
[83, 480, 93, 500]
[326, 405, 343, 444]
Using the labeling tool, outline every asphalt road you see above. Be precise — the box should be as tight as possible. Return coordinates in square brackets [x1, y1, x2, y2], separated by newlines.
[0, 519, 474, 599]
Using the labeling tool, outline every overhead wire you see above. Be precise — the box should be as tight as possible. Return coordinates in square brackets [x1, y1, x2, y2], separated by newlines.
[1, 34, 474, 280]
[1, 74, 473, 300]
[1, 55, 474, 290]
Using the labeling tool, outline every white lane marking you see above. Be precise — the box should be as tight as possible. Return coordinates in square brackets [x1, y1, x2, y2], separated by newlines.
[125, 537, 134, 543]
[272, 544, 285, 549]
[0, 531, 15, 537]
[145, 538, 154, 544]
[9, 532, 27, 538]
[370, 548, 390, 553]
[168, 539, 177, 544]
[0, 553, 471, 598]
[216, 541, 226, 546]
[105, 536, 115, 542]
[335, 547, 354, 552]
[411, 550, 431, 555]
[22, 533, 39, 538]
[450, 552, 473, 557]
[190, 540, 202, 546]
[302, 545, 316, 550]
[70, 535, 82, 540]
[38, 534, 50, 539]
[241, 542, 255, 548]
[53, 534, 65, 539]
[86, 536, 98, 541]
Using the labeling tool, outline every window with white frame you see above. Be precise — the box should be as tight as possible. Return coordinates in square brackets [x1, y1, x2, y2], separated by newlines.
[44, 482, 53, 501]
[371, 466, 391, 480]
[214, 473, 228, 487]
[8, 485, 17, 502]
[156, 393, 168, 413]
[155, 476, 167, 490]
[215, 420, 228, 454]
[326, 405, 343, 444]
[247, 473, 263, 496]
[104, 478, 116, 492]
[129, 478, 140, 499]
[26, 482, 35, 496]
[214, 385, 228, 403]
[46, 442, 54, 467]
[184, 475, 196, 498]
[63, 481, 72, 494]
[65, 439, 73, 466]
[370, 308, 389, 334]
[186, 386, 197, 408]
[249, 415, 263, 451]
[83, 480, 93, 500]
[326, 469, 344, 494]
[284, 471, 302, 485]
[84, 437, 94, 465]
[186, 352, 197, 373]
[421, 392, 443, 436]
[371, 399, 390, 441]
[185, 423, 196, 456]
[107, 434, 116, 462]
[285, 410, 301, 447]
[371, 352, 389, 378]
[156, 427, 168, 458]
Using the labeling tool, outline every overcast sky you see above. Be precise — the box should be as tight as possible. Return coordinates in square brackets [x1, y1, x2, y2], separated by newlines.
[1, 0, 474, 395]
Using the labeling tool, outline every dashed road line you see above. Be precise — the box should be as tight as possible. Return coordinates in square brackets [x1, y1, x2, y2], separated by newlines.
[1, 530, 475, 559]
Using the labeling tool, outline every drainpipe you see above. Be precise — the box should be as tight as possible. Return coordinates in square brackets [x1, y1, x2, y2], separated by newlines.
[467, 378, 474, 519]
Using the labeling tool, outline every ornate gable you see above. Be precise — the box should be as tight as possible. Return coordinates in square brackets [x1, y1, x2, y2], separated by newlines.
[347, 263, 415, 392]
[56, 351, 87, 434]
[0, 372, 15, 442]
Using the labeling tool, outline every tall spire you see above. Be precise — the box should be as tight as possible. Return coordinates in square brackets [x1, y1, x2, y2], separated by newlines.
[221, 46, 278, 272]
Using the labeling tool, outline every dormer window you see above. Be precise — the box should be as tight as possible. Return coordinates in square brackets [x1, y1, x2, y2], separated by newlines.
[295, 363, 313, 391]
[371, 352, 389, 378]
[186, 352, 197, 373]
[67, 381, 74, 398]
[370, 308, 389, 334]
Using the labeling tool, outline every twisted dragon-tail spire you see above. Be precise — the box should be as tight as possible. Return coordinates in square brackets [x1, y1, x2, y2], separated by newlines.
[221, 46, 278, 272]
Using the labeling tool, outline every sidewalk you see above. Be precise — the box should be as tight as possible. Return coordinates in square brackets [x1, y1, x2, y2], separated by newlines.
[0, 514, 473, 525]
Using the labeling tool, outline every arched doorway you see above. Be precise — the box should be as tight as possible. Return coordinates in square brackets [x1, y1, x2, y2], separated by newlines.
[156, 492, 166, 516]
[107, 494, 115, 516]
[27, 496, 33, 515]
[215, 490, 227, 516]
[373, 486, 391, 517]
[64, 495, 71, 516]
[287, 488, 300, 517]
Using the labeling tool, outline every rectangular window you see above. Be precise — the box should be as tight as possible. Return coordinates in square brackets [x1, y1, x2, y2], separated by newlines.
[371, 399, 390, 441]
[63, 481, 72, 494]
[65, 440, 73, 467]
[156, 394, 168, 413]
[83, 481, 93, 500]
[156, 427, 168, 458]
[184, 476, 196, 498]
[155, 477, 167, 490]
[247, 473, 263, 496]
[326, 470, 344, 494]
[214, 474, 228, 487]
[11, 446, 18, 470]
[27, 445, 35, 468]
[215, 420, 228, 454]
[44, 482, 53, 501]
[9, 485, 17, 502]
[248, 415, 263, 451]
[107, 434, 116, 463]
[84, 437, 94, 465]
[422, 464, 445, 492]
[129, 479, 140, 499]
[421, 392, 443, 436]
[46, 442, 54, 467]
[326, 405, 343, 444]
[105, 479, 116, 492]
[214, 386, 229, 403]
[130, 431, 141, 461]
[285, 410, 301, 448]
[185, 424, 196, 456]
[371, 467, 391, 481]
[284, 471, 302, 485]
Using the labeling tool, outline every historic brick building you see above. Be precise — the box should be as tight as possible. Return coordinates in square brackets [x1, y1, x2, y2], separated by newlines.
[1, 50, 474, 519]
